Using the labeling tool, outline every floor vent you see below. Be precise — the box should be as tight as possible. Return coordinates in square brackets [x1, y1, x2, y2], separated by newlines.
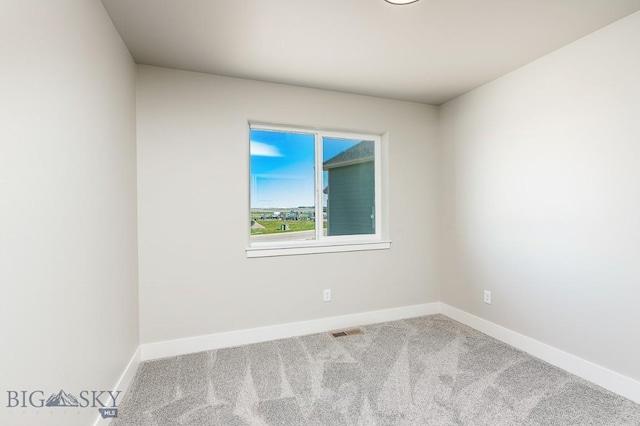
[331, 328, 363, 338]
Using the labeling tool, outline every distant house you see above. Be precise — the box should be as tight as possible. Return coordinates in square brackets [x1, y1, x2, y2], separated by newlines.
[322, 141, 375, 236]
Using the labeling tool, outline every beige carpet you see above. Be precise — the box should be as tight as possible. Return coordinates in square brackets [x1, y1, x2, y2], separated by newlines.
[112, 314, 640, 425]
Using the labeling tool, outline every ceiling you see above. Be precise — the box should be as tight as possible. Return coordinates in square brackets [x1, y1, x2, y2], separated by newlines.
[101, 0, 640, 105]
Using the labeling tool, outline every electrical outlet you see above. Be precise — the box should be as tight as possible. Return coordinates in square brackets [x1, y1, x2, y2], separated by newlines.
[323, 288, 331, 302]
[484, 290, 492, 304]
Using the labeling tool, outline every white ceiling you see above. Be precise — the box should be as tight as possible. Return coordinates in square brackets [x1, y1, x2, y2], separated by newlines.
[102, 0, 640, 105]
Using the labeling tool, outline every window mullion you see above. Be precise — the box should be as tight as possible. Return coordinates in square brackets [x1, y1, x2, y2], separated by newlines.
[314, 133, 323, 241]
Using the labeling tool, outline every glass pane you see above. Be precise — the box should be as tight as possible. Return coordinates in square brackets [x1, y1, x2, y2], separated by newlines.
[250, 129, 316, 243]
[322, 138, 376, 236]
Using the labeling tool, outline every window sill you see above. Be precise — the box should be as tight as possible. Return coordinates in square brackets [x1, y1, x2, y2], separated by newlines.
[246, 240, 391, 258]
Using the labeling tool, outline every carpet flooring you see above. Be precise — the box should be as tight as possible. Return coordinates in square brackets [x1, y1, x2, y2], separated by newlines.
[112, 315, 640, 425]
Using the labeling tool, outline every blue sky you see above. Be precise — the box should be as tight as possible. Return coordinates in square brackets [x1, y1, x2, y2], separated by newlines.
[250, 130, 358, 209]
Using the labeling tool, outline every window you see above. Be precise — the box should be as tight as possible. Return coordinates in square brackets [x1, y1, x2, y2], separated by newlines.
[248, 123, 389, 257]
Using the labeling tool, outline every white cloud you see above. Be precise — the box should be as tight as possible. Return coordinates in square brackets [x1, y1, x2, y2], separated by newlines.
[250, 141, 283, 157]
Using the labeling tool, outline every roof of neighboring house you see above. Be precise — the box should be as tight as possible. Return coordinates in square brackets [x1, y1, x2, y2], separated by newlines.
[323, 141, 374, 170]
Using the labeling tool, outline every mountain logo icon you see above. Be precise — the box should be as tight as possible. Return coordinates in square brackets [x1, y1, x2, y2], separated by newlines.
[45, 390, 80, 407]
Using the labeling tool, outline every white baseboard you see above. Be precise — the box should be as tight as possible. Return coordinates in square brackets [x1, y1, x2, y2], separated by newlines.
[439, 303, 640, 404]
[141, 303, 439, 361]
[94, 346, 141, 426]
[129, 301, 639, 406]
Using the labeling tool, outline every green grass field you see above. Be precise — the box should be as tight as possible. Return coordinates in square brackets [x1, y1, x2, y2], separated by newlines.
[251, 220, 314, 235]
[251, 220, 326, 235]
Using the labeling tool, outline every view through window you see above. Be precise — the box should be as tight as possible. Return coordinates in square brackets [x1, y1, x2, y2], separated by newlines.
[250, 125, 380, 247]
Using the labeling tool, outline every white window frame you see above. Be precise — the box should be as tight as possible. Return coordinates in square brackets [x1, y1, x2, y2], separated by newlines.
[247, 122, 390, 258]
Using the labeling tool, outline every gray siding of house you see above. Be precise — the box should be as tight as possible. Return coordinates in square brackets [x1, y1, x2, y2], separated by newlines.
[326, 161, 375, 236]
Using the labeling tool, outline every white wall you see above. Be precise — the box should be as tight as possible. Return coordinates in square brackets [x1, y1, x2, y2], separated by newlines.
[136, 65, 440, 344]
[0, 1, 139, 425]
[440, 11, 640, 381]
